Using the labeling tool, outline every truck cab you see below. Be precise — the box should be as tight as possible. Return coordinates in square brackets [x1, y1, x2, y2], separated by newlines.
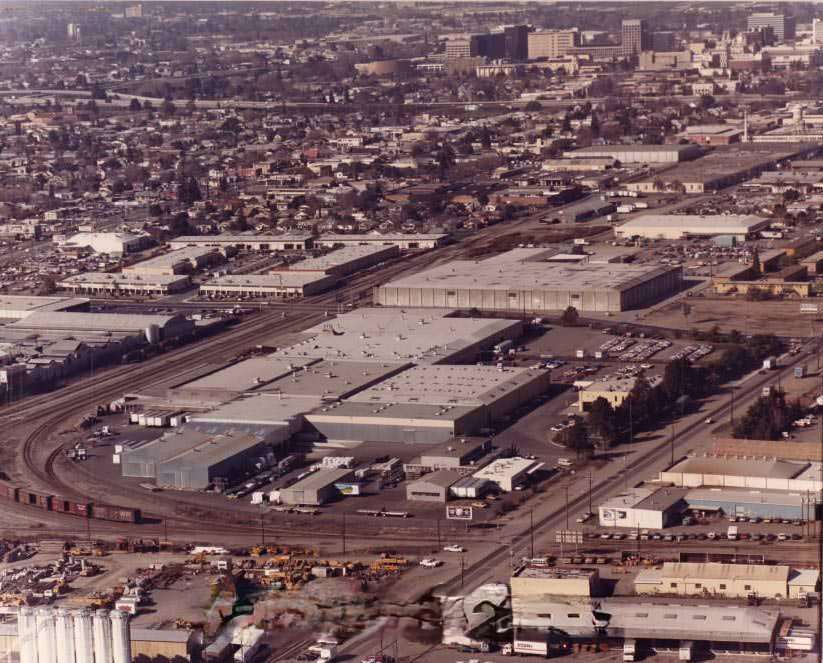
[623, 640, 636, 662]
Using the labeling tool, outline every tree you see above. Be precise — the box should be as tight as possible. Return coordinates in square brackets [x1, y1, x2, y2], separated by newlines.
[176, 177, 201, 205]
[734, 388, 803, 440]
[525, 100, 542, 112]
[554, 416, 593, 458]
[560, 306, 579, 326]
[587, 397, 617, 447]
[129, 98, 142, 111]
[662, 357, 702, 401]
[436, 143, 456, 180]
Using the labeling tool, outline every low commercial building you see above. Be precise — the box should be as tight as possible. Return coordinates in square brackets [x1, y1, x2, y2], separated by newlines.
[274, 307, 522, 365]
[634, 562, 818, 600]
[685, 487, 809, 520]
[374, 251, 682, 313]
[615, 215, 769, 241]
[660, 454, 822, 493]
[598, 486, 688, 529]
[56, 231, 148, 255]
[513, 598, 781, 655]
[124, 246, 226, 276]
[282, 244, 399, 277]
[316, 233, 449, 250]
[563, 144, 702, 164]
[58, 272, 191, 296]
[579, 375, 663, 411]
[9, 311, 193, 341]
[511, 566, 599, 600]
[403, 438, 492, 478]
[169, 234, 313, 251]
[472, 457, 541, 492]
[278, 468, 355, 505]
[406, 469, 464, 502]
[801, 250, 823, 274]
[678, 124, 743, 146]
[0, 295, 89, 320]
[200, 273, 336, 299]
[131, 629, 196, 661]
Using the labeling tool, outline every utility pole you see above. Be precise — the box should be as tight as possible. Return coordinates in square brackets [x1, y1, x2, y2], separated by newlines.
[588, 472, 593, 516]
[342, 513, 347, 555]
[460, 553, 465, 588]
[730, 387, 735, 426]
[818, 414, 822, 663]
[670, 420, 676, 466]
[565, 484, 570, 530]
[529, 510, 535, 559]
[436, 518, 441, 549]
[260, 509, 265, 547]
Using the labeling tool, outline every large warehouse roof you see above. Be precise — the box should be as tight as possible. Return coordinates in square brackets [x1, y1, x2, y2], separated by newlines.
[378, 259, 676, 293]
[10, 311, 187, 333]
[659, 562, 789, 583]
[273, 308, 521, 364]
[187, 393, 322, 427]
[284, 244, 397, 273]
[667, 455, 805, 479]
[349, 365, 547, 406]
[175, 357, 316, 393]
[617, 214, 769, 237]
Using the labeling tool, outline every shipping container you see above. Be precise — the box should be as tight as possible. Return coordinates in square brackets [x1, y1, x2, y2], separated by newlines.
[52, 497, 92, 517]
[21, 490, 52, 510]
[0, 481, 19, 501]
[91, 504, 141, 523]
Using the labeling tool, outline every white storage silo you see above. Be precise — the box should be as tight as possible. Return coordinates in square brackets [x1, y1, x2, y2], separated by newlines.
[93, 609, 114, 663]
[55, 609, 76, 663]
[109, 610, 131, 663]
[17, 607, 38, 663]
[74, 609, 95, 663]
[36, 607, 57, 663]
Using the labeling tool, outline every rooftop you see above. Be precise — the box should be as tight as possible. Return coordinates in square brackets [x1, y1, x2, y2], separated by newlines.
[285, 467, 354, 491]
[282, 244, 396, 272]
[171, 233, 312, 244]
[686, 487, 808, 507]
[659, 562, 790, 583]
[9, 311, 187, 333]
[174, 357, 316, 394]
[474, 457, 539, 481]
[600, 486, 689, 511]
[204, 273, 333, 288]
[59, 272, 190, 286]
[513, 566, 598, 580]
[349, 364, 547, 406]
[305, 399, 477, 423]
[666, 455, 806, 480]
[187, 393, 322, 427]
[410, 468, 464, 488]
[618, 214, 768, 232]
[273, 307, 522, 364]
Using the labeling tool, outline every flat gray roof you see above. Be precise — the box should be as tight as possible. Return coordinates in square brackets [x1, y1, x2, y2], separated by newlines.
[286, 467, 354, 491]
[284, 244, 396, 272]
[10, 311, 187, 333]
[668, 455, 805, 479]
[306, 399, 476, 423]
[59, 272, 190, 286]
[187, 394, 322, 426]
[349, 364, 547, 406]
[176, 357, 315, 393]
[204, 273, 332, 287]
[273, 307, 521, 364]
[686, 487, 807, 507]
[379, 258, 677, 293]
[409, 469, 464, 488]
[618, 214, 768, 233]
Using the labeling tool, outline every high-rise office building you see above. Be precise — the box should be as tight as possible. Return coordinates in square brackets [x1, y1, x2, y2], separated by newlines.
[528, 29, 580, 59]
[620, 19, 649, 56]
[125, 4, 142, 18]
[650, 31, 676, 52]
[747, 12, 795, 42]
[504, 25, 529, 61]
[814, 18, 823, 45]
[445, 38, 476, 59]
[67, 23, 80, 40]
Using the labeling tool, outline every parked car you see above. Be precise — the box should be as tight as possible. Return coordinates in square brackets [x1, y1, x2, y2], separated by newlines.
[443, 544, 465, 553]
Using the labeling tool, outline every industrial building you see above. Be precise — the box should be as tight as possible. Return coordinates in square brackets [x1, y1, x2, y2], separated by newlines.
[274, 307, 523, 364]
[200, 273, 336, 299]
[56, 231, 148, 255]
[563, 144, 702, 164]
[626, 144, 819, 194]
[512, 598, 781, 655]
[685, 487, 810, 520]
[511, 566, 599, 599]
[307, 365, 549, 443]
[282, 244, 399, 277]
[316, 233, 449, 250]
[406, 469, 464, 502]
[59, 272, 191, 296]
[374, 251, 683, 313]
[403, 438, 492, 477]
[598, 486, 689, 529]
[277, 467, 355, 505]
[169, 234, 313, 251]
[9, 311, 194, 341]
[123, 246, 227, 276]
[579, 375, 663, 410]
[119, 424, 286, 490]
[185, 393, 320, 433]
[473, 457, 541, 492]
[634, 562, 818, 600]
[660, 454, 822, 493]
[615, 215, 769, 241]
[0, 295, 89, 320]
[527, 29, 580, 59]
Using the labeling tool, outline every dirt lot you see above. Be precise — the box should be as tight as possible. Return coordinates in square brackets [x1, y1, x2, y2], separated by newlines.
[643, 296, 823, 338]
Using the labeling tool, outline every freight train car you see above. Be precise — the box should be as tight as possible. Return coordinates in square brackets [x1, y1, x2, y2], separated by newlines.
[0, 481, 141, 524]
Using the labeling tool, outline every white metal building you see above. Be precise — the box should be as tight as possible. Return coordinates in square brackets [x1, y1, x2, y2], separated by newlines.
[615, 214, 769, 241]
[123, 246, 226, 276]
[168, 234, 313, 251]
[598, 486, 688, 529]
[200, 273, 336, 299]
[282, 244, 399, 277]
[57, 232, 148, 255]
[562, 144, 703, 164]
[472, 457, 541, 492]
[317, 233, 449, 250]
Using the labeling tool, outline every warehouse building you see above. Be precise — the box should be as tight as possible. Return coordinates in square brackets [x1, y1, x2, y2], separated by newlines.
[403, 438, 492, 478]
[685, 487, 809, 520]
[473, 457, 541, 492]
[634, 562, 818, 600]
[9, 311, 194, 341]
[119, 427, 277, 490]
[282, 244, 399, 277]
[200, 273, 336, 299]
[169, 234, 313, 251]
[660, 454, 822, 493]
[307, 365, 549, 444]
[56, 231, 149, 255]
[512, 566, 599, 600]
[124, 246, 227, 276]
[317, 233, 449, 250]
[625, 144, 819, 194]
[563, 144, 703, 164]
[58, 272, 191, 296]
[513, 598, 781, 655]
[615, 214, 769, 241]
[0, 295, 89, 320]
[579, 375, 663, 410]
[374, 252, 682, 313]
[598, 486, 689, 529]
[278, 468, 355, 505]
[406, 469, 464, 502]
[275, 307, 522, 364]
